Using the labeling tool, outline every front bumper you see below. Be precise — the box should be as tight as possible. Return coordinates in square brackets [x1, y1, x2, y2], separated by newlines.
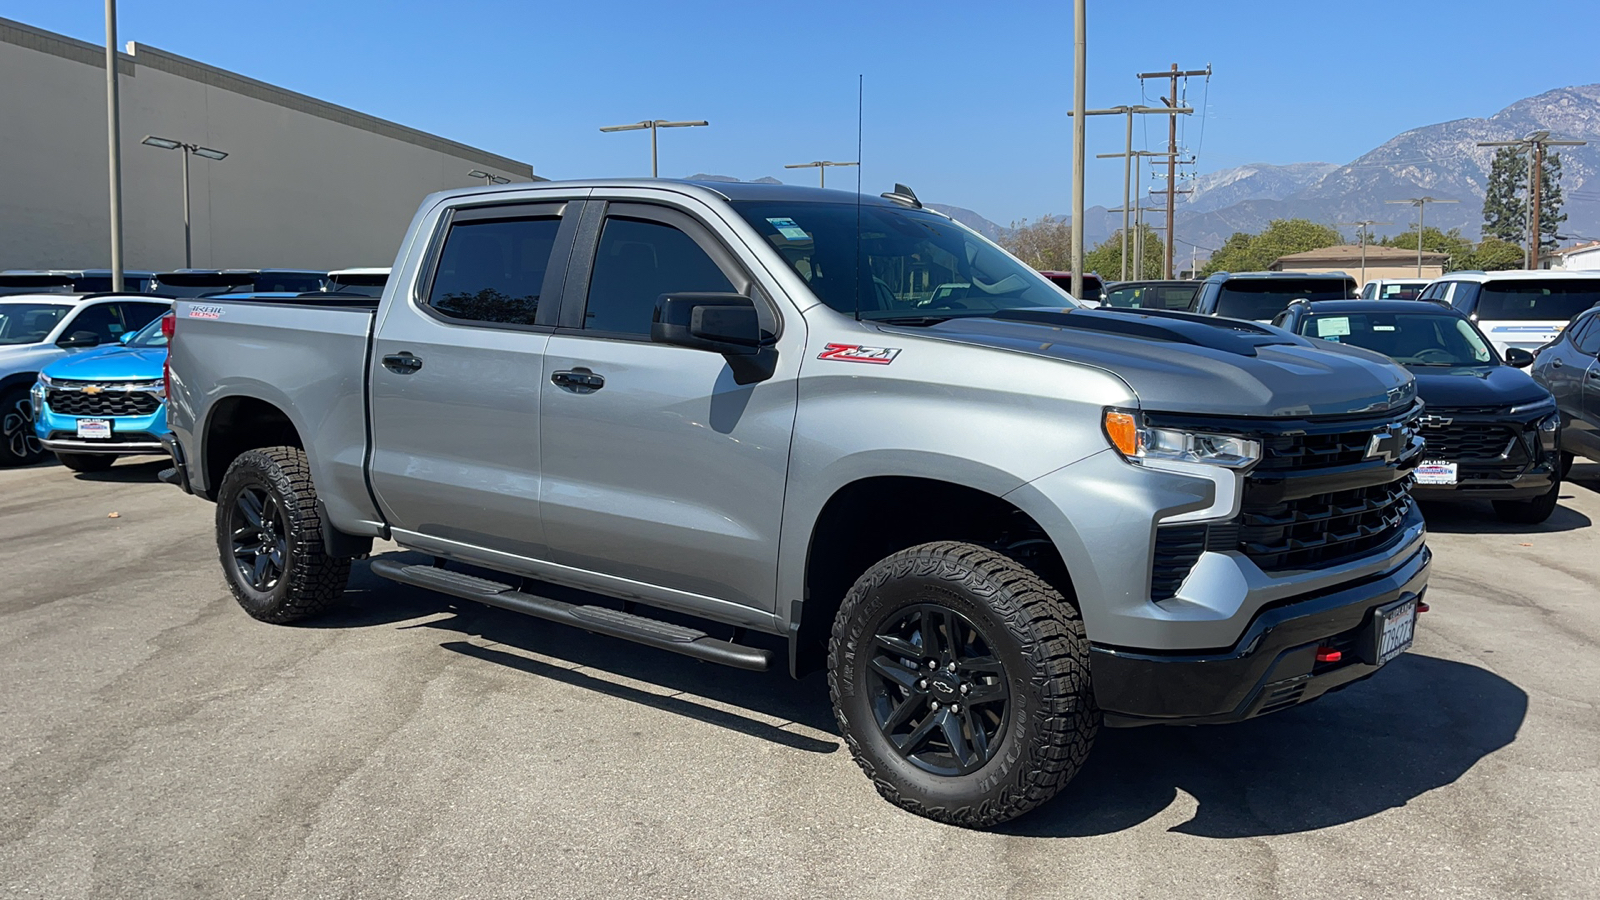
[34, 398, 167, 456]
[1411, 466, 1554, 500]
[1091, 540, 1431, 726]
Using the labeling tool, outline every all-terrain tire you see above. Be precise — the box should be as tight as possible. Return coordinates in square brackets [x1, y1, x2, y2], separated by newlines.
[56, 452, 116, 473]
[0, 387, 45, 467]
[215, 445, 351, 623]
[1493, 475, 1561, 525]
[828, 541, 1099, 828]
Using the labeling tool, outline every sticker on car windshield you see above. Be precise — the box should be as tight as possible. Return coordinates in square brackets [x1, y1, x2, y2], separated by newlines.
[766, 217, 812, 241]
[1316, 316, 1351, 338]
[818, 343, 900, 364]
[188, 304, 224, 320]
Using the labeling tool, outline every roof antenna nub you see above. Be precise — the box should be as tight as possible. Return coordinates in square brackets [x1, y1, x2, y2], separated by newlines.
[880, 183, 921, 209]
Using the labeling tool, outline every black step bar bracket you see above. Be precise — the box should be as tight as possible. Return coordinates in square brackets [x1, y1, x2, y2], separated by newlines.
[369, 559, 772, 672]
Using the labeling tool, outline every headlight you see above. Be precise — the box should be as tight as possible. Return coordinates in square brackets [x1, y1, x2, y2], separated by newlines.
[1103, 409, 1262, 469]
[1509, 397, 1557, 418]
[36, 373, 53, 388]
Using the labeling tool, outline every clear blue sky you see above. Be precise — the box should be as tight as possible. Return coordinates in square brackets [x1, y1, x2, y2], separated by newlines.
[9, 0, 1594, 225]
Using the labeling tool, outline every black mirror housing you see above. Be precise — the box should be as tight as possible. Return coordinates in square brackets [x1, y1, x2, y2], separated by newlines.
[58, 330, 102, 348]
[1504, 347, 1534, 368]
[652, 293, 763, 356]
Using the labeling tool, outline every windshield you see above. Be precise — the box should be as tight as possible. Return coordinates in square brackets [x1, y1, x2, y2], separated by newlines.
[125, 314, 169, 348]
[1375, 282, 1427, 300]
[1476, 280, 1600, 321]
[1299, 311, 1495, 366]
[1102, 283, 1198, 311]
[731, 201, 1072, 319]
[1216, 278, 1355, 320]
[0, 302, 71, 345]
[73, 275, 152, 293]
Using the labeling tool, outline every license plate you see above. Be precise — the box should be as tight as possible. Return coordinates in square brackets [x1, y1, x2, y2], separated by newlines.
[1415, 460, 1457, 485]
[77, 418, 112, 439]
[1374, 597, 1418, 666]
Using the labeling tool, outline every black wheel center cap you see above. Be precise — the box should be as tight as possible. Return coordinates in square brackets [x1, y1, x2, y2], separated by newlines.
[929, 674, 960, 698]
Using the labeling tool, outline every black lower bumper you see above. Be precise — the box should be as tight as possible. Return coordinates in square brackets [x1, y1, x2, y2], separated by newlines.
[1091, 542, 1431, 727]
[1411, 464, 1554, 500]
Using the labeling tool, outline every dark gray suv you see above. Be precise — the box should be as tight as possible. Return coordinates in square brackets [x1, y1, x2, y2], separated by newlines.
[1192, 271, 1358, 322]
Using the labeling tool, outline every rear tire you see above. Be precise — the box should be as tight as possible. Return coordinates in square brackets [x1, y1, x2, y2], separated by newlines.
[215, 445, 351, 623]
[828, 541, 1098, 828]
[1493, 475, 1561, 525]
[56, 452, 116, 473]
[0, 388, 45, 467]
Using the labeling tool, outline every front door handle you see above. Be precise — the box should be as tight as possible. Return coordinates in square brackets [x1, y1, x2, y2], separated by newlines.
[551, 368, 604, 393]
[382, 352, 423, 374]
[1551, 358, 1564, 368]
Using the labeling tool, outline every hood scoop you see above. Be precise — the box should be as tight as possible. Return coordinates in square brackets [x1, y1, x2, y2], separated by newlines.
[987, 307, 1301, 358]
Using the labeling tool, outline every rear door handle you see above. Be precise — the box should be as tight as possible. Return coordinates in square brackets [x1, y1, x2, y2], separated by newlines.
[382, 352, 423, 374]
[1551, 358, 1564, 368]
[551, 368, 604, 392]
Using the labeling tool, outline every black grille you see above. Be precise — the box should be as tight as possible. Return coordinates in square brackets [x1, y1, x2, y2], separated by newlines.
[1239, 478, 1414, 571]
[1152, 525, 1207, 599]
[1419, 421, 1521, 462]
[1255, 428, 1374, 472]
[46, 387, 161, 417]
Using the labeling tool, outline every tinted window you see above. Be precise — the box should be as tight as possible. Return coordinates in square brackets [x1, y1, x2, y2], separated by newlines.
[1215, 279, 1355, 320]
[149, 275, 255, 298]
[584, 217, 734, 335]
[1418, 282, 1449, 302]
[0, 302, 71, 344]
[1475, 280, 1600, 321]
[256, 272, 326, 293]
[63, 302, 166, 344]
[127, 313, 170, 348]
[428, 217, 560, 326]
[1299, 311, 1493, 366]
[1573, 314, 1600, 356]
[732, 201, 1068, 318]
[1102, 283, 1198, 310]
[1376, 283, 1425, 300]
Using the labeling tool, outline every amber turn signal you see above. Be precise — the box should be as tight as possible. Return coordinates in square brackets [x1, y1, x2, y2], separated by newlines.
[1103, 410, 1139, 457]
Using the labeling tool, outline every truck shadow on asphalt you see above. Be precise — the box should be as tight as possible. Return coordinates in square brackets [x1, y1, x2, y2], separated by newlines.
[1007, 653, 1526, 839]
[68, 459, 171, 483]
[1418, 497, 1592, 534]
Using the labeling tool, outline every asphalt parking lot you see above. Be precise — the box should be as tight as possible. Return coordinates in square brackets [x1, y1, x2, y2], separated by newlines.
[1, 459, 1597, 899]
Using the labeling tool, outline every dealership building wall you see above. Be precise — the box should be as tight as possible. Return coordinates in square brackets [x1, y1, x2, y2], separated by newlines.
[0, 17, 538, 272]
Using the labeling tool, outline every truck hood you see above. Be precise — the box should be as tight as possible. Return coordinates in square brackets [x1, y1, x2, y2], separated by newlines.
[41, 344, 166, 381]
[909, 308, 1416, 418]
[1407, 364, 1548, 410]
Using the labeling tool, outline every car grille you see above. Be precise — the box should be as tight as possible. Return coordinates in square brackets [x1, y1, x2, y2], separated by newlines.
[1419, 413, 1524, 463]
[46, 387, 161, 417]
[1145, 406, 1421, 594]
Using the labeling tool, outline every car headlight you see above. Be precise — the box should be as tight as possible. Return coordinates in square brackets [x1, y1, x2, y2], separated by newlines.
[1103, 409, 1262, 469]
[36, 373, 53, 388]
[1509, 397, 1557, 418]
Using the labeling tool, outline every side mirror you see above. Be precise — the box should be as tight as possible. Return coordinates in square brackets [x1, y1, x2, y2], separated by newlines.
[119, 331, 136, 345]
[58, 330, 102, 349]
[1504, 347, 1534, 368]
[652, 293, 764, 356]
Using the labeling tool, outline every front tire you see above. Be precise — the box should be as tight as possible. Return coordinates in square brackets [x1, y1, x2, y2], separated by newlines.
[828, 541, 1099, 828]
[215, 445, 351, 623]
[56, 452, 116, 473]
[0, 388, 45, 467]
[1493, 475, 1561, 525]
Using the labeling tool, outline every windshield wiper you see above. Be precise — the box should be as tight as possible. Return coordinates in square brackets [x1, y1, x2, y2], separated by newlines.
[870, 314, 958, 326]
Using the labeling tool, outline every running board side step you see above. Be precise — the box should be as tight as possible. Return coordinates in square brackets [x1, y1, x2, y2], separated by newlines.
[368, 559, 772, 672]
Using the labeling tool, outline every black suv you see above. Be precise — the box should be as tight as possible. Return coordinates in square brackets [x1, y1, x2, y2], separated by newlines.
[1193, 271, 1357, 322]
[1275, 299, 1562, 523]
[1099, 279, 1200, 311]
[1529, 305, 1600, 472]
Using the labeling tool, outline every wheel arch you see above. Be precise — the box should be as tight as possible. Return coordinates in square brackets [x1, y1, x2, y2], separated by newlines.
[199, 394, 306, 499]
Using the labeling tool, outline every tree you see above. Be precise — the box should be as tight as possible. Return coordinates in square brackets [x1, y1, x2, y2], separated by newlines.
[1466, 238, 1524, 271]
[1380, 226, 1475, 271]
[1082, 224, 1164, 280]
[1482, 147, 1527, 244]
[1002, 215, 1073, 271]
[1197, 219, 1343, 277]
[1539, 152, 1566, 253]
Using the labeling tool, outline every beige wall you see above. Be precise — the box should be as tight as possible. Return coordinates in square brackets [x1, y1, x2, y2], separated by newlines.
[0, 18, 535, 272]
[1276, 263, 1444, 282]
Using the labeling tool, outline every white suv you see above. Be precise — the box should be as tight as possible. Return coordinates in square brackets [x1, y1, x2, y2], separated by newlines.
[1360, 278, 1430, 301]
[0, 293, 171, 465]
[1419, 270, 1600, 356]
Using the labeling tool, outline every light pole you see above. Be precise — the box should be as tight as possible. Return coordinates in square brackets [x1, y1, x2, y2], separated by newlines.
[467, 169, 510, 185]
[142, 136, 228, 269]
[1337, 220, 1392, 286]
[1386, 197, 1458, 277]
[1089, 109, 1188, 280]
[1477, 131, 1587, 268]
[105, 0, 125, 292]
[1069, 0, 1087, 299]
[783, 160, 859, 188]
[599, 119, 709, 178]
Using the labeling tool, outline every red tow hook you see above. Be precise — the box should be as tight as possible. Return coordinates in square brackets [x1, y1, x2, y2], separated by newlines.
[1315, 647, 1342, 663]
[1417, 601, 1430, 613]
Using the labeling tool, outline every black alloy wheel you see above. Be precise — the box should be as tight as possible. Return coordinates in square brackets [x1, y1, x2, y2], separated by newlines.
[868, 604, 1009, 777]
[1, 389, 45, 465]
[229, 485, 288, 592]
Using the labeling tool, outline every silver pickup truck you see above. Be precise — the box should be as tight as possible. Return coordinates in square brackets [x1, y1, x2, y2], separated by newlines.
[161, 179, 1431, 827]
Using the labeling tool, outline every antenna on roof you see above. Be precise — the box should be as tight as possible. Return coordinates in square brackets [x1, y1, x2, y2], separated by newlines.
[880, 184, 922, 209]
[855, 74, 864, 322]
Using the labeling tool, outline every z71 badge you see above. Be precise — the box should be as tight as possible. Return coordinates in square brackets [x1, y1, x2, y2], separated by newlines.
[817, 343, 901, 364]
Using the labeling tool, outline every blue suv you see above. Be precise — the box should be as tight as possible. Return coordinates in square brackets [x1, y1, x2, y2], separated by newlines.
[32, 313, 170, 472]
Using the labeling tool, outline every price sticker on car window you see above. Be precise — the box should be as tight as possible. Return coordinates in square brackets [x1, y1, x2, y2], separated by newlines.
[766, 217, 812, 241]
[1316, 316, 1351, 339]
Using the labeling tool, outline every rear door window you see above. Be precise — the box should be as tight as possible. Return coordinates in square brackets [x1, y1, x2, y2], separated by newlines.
[427, 216, 563, 326]
[1573, 314, 1600, 357]
[61, 301, 166, 343]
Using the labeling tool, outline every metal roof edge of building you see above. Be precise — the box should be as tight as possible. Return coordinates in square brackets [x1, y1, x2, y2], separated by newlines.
[0, 15, 540, 180]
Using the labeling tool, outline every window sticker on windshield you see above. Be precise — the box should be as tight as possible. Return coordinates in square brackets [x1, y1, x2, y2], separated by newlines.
[766, 217, 811, 241]
[1316, 316, 1350, 338]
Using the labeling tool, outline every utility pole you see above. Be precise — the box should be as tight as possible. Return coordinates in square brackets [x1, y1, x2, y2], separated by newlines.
[1069, 0, 1087, 299]
[1149, 187, 1192, 277]
[782, 160, 858, 188]
[1337, 220, 1392, 286]
[599, 119, 709, 178]
[1387, 197, 1458, 277]
[1086, 108, 1188, 279]
[1138, 63, 1210, 277]
[1477, 131, 1586, 268]
[104, 0, 125, 292]
[1103, 151, 1177, 280]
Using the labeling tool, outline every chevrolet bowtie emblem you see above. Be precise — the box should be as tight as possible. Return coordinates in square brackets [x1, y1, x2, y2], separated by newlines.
[1418, 415, 1453, 428]
[1366, 425, 1404, 462]
[82, 385, 103, 395]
